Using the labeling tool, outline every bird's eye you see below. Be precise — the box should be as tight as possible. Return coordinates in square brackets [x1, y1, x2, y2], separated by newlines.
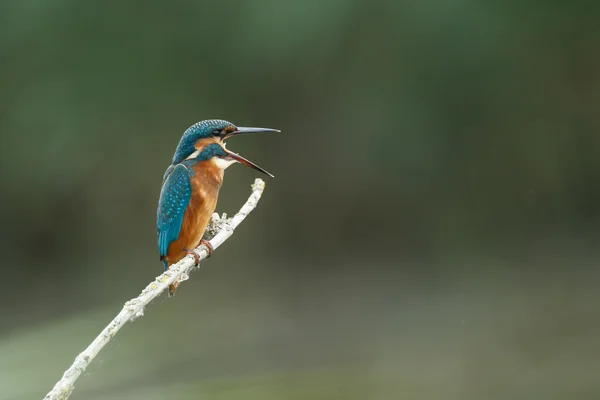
[212, 129, 221, 136]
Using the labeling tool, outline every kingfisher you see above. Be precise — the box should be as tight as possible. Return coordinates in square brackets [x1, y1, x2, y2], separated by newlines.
[157, 119, 279, 296]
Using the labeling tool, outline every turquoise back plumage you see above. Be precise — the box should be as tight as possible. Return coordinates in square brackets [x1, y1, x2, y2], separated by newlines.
[157, 144, 229, 264]
[157, 163, 193, 262]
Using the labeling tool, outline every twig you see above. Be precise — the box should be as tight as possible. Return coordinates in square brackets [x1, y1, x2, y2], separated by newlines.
[43, 178, 267, 400]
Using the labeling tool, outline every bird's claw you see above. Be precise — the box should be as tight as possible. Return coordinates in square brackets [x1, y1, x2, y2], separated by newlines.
[183, 248, 201, 266]
[183, 240, 212, 265]
[199, 239, 213, 258]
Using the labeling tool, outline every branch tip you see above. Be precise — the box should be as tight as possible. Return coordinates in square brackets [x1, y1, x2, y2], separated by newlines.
[43, 179, 267, 400]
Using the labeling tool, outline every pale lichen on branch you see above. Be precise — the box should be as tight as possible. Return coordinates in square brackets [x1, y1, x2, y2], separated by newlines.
[42, 178, 267, 400]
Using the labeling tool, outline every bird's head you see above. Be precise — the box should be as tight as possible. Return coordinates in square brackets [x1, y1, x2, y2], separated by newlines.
[171, 119, 279, 177]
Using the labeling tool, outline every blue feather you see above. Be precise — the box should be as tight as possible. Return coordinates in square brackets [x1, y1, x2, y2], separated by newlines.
[156, 163, 193, 260]
[172, 119, 234, 163]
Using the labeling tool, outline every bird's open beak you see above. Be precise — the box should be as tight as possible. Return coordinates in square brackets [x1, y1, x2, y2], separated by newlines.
[223, 148, 275, 178]
[220, 126, 279, 178]
[222, 126, 281, 140]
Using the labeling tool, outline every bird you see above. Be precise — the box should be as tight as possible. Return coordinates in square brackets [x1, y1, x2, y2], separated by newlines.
[157, 119, 279, 296]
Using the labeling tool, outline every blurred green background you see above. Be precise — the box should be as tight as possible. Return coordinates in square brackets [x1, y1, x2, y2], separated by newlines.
[1, 1, 600, 399]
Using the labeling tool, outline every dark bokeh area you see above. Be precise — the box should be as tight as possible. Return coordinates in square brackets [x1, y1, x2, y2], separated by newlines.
[1, 1, 600, 399]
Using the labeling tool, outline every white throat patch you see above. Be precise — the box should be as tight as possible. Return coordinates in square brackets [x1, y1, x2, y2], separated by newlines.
[212, 157, 237, 170]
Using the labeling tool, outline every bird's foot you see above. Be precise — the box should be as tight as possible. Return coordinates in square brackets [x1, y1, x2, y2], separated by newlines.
[183, 248, 201, 266]
[199, 239, 213, 258]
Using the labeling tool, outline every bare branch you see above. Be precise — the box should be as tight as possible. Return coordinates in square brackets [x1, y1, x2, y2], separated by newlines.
[43, 178, 267, 400]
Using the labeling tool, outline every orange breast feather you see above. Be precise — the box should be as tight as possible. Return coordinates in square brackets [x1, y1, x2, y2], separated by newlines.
[164, 161, 223, 265]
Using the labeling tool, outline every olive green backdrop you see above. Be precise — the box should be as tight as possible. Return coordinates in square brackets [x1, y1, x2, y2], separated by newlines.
[1, 1, 599, 399]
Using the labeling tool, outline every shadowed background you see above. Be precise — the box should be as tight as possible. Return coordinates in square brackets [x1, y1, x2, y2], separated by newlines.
[1, 1, 599, 399]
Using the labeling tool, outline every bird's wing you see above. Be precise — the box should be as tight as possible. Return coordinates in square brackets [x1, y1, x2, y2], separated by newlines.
[157, 163, 192, 260]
